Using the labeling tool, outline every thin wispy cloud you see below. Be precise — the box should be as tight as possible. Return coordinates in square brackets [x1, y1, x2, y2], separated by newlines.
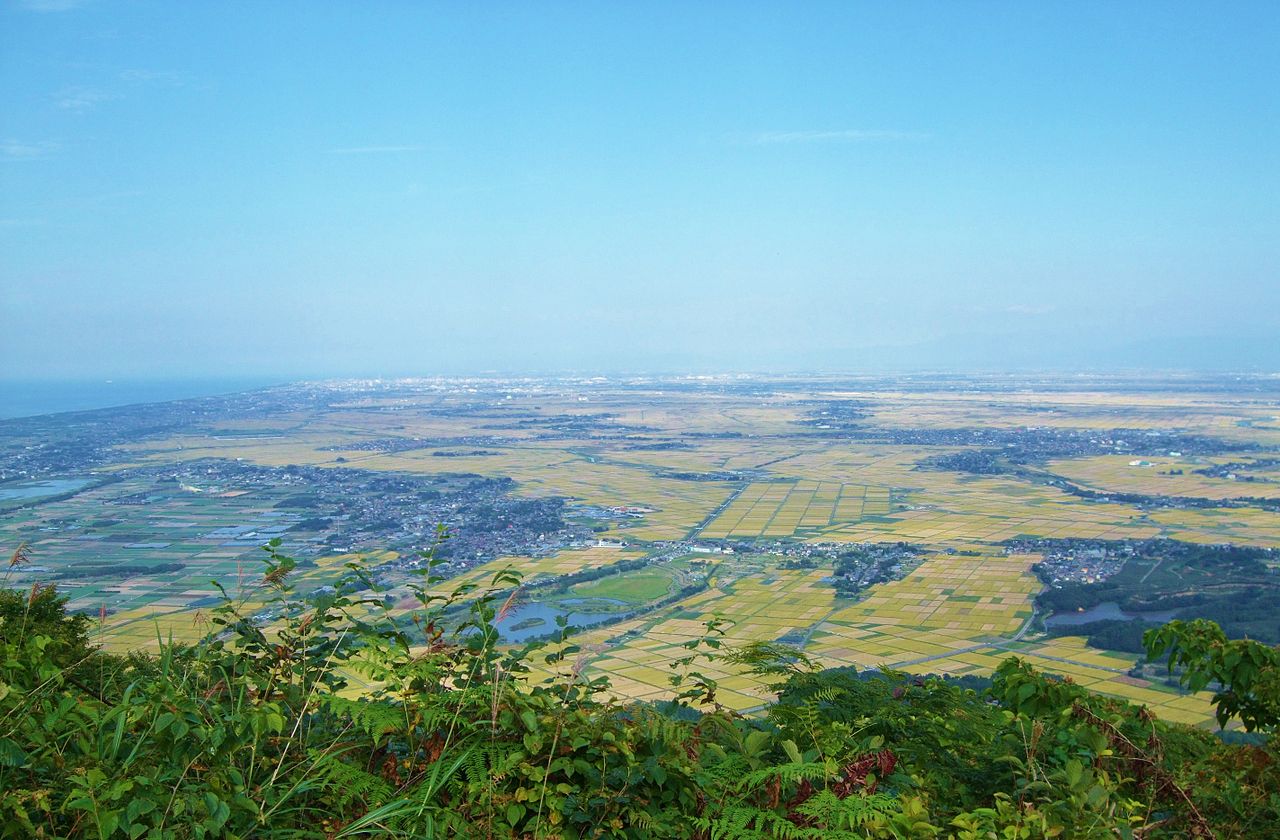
[18, 0, 90, 11]
[64, 188, 145, 206]
[1004, 304, 1056, 317]
[747, 129, 928, 145]
[53, 86, 120, 112]
[964, 303, 1057, 317]
[326, 145, 425, 155]
[2, 140, 59, 161]
[120, 69, 187, 86]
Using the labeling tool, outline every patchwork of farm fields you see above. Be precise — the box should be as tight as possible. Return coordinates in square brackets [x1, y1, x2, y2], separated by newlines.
[1, 477, 312, 622]
[4, 374, 1277, 731]
[699, 480, 892, 538]
[524, 549, 1218, 724]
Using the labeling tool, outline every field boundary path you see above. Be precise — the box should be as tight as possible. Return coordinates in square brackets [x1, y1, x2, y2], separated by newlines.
[690, 483, 749, 537]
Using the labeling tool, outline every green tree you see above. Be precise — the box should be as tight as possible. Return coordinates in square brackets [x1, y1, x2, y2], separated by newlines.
[1145, 618, 1280, 732]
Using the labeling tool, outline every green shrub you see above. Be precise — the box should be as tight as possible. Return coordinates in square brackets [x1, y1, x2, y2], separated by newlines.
[1, 537, 1276, 838]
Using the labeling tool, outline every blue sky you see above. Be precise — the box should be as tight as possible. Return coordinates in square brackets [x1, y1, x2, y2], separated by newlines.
[2, 1, 1277, 378]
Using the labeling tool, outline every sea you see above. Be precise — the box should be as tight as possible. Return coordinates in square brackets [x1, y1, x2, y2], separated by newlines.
[0, 378, 285, 420]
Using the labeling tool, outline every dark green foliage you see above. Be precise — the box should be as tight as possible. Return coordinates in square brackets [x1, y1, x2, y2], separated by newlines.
[1172, 587, 1280, 645]
[829, 545, 917, 598]
[1, 579, 92, 665]
[57, 562, 187, 580]
[2, 538, 1278, 838]
[1145, 619, 1280, 733]
[1046, 618, 1157, 653]
[774, 666, 1012, 815]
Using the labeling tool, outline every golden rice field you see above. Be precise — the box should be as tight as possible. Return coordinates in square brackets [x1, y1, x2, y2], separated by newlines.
[698, 481, 892, 539]
[1148, 506, 1280, 547]
[522, 549, 1220, 725]
[817, 474, 1159, 545]
[1047, 454, 1280, 500]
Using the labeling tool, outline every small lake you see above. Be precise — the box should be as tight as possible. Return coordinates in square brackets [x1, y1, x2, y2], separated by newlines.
[494, 601, 627, 643]
[1045, 601, 1181, 628]
[0, 477, 95, 502]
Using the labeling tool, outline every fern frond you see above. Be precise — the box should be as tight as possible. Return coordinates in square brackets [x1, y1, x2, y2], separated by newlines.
[307, 748, 395, 809]
[737, 761, 830, 792]
[324, 696, 406, 744]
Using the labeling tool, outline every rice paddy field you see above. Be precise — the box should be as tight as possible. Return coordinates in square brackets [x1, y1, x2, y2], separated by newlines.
[1047, 454, 1280, 500]
[1, 476, 318, 635]
[698, 480, 892, 538]
[4, 374, 1277, 729]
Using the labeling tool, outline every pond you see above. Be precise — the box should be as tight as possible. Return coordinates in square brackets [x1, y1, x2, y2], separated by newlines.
[1044, 601, 1181, 628]
[494, 601, 628, 643]
[0, 477, 96, 502]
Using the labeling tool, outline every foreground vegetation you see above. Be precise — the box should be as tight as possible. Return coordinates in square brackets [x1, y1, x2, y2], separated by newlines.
[2, 540, 1278, 839]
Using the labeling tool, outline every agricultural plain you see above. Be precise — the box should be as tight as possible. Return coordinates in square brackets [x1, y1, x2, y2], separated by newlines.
[4, 374, 1277, 729]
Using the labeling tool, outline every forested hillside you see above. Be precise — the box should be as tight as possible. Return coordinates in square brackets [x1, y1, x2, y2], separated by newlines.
[2, 543, 1277, 839]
